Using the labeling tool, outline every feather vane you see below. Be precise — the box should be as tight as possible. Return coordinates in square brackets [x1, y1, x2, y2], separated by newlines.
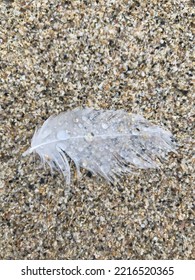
[23, 108, 176, 184]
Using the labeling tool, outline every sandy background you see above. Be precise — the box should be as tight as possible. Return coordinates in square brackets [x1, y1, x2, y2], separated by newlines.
[0, 0, 194, 259]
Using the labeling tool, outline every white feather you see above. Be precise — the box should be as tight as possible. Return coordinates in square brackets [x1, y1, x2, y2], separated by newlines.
[23, 108, 176, 184]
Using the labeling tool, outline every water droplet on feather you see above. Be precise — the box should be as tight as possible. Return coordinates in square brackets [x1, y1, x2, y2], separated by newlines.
[78, 146, 84, 152]
[41, 129, 51, 139]
[85, 133, 94, 142]
[57, 131, 68, 140]
[82, 116, 88, 122]
[78, 123, 83, 128]
[102, 123, 108, 129]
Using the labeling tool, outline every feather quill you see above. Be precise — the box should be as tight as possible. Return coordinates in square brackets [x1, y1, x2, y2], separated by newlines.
[23, 108, 176, 184]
